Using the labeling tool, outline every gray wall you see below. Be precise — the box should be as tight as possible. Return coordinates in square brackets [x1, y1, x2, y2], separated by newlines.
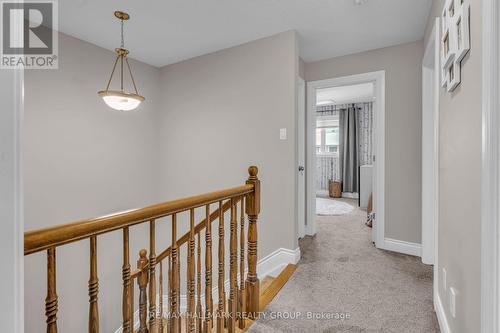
[24, 30, 300, 332]
[304, 41, 424, 244]
[424, 1, 482, 332]
[24, 33, 161, 333]
[158, 30, 299, 258]
[0, 70, 23, 332]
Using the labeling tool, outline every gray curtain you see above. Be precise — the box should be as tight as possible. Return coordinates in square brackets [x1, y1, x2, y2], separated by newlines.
[339, 105, 359, 193]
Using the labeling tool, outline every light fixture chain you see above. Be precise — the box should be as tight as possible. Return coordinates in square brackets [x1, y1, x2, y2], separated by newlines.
[120, 19, 124, 48]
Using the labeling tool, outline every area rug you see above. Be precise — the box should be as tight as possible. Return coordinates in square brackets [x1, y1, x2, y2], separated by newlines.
[316, 198, 354, 216]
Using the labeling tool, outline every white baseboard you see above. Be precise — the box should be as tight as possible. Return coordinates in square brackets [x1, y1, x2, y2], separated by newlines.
[435, 294, 451, 333]
[114, 247, 300, 332]
[381, 238, 422, 257]
[257, 247, 301, 278]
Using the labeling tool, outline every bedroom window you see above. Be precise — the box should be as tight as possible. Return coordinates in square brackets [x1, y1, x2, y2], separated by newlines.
[316, 127, 339, 155]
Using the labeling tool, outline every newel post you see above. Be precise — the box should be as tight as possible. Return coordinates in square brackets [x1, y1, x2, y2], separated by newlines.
[245, 166, 260, 317]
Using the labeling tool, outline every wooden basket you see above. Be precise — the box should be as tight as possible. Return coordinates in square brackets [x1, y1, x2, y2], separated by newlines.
[328, 180, 342, 198]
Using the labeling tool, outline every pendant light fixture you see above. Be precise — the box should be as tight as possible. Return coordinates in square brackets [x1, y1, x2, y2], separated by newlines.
[98, 11, 145, 111]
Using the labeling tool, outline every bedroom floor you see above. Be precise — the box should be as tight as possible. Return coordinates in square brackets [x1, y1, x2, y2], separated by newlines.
[250, 200, 439, 333]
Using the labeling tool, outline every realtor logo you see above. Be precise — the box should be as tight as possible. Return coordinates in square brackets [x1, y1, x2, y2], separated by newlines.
[1, 0, 58, 69]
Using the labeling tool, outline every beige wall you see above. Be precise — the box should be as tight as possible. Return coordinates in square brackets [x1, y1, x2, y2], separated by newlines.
[304, 41, 424, 244]
[24, 30, 300, 332]
[424, 1, 482, 332]
[24, 33, 162, 333]
[158, 30, 299, 258]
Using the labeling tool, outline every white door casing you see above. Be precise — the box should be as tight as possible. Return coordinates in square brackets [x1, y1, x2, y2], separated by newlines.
[481, 0, 500, 331]
[422, 18, 440, 268]
[306, 71, 385, 247]
[297, 77, 306, 239]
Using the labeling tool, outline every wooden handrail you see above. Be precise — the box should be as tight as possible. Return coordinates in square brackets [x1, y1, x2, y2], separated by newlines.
[25, 184, 254, 255]
[26, 166, 261, 333]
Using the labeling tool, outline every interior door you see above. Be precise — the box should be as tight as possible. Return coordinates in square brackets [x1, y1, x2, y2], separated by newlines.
[297, 78, 306, 239]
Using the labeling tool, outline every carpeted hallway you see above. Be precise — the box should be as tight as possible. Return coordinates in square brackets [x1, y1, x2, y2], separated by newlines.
[250, 199, 439, 333]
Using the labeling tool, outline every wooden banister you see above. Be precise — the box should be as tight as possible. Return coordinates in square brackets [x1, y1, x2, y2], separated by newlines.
[25, 185, 254, 255]
[25, 166, 261, 333]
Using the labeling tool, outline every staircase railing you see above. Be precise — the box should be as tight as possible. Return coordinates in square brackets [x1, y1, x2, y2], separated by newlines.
[24, 166, 261, 333]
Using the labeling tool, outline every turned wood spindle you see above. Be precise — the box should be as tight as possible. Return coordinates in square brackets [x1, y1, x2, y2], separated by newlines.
[228, 199, 238, 332]
[196, 231, 203, 333]
[187, 208, 196, 333]
[159, 260, 164, 333]
[167, 256, 172, 332]
[149, 220, 158, 333]
[170, 214, 181, 333]
[216, 201, 226, 333]
[245, 166, 260, 318]
[204, 204, 214, 331]
[137, 249, 149, 333]
[45, 247, 58, 333]
[122, 227, 132, 333]
[88, 236, 99, 333]
[238, 197, 246, 329]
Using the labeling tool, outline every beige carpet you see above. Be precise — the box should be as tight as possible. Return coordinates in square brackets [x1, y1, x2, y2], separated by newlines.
[250, 200, 440, 333]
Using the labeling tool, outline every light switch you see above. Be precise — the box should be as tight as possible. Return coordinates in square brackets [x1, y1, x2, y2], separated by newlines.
[280, 128, 287, 140]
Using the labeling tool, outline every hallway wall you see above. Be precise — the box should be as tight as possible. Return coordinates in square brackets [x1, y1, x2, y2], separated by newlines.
[23, 33, 162, 333]
[24, 30, 300, 332]
[304, 40, 424, 244]
[424, 1, 482, 332]
[157, 30, 300, 258]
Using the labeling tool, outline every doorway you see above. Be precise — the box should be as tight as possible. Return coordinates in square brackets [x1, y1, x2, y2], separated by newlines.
[306, 71, 385, 247]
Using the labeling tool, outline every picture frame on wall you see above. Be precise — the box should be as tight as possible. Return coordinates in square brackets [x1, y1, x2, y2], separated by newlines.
[440, 0, 470, 92]
[446, 60, 461, 92]
[454, 1, 470, 62]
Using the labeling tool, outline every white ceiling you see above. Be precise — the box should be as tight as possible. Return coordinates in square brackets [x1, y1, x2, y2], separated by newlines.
[317, 82, 374, 105]
[57, 0, 432, 67]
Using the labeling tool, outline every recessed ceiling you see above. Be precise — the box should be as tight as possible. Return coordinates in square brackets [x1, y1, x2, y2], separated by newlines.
[57, 0, 432, 67]
[317, 83, 374, 105]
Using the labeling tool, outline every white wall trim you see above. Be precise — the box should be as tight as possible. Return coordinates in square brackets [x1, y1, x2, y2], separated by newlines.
[422, 18, 440, 267]
[297, 76, 307, 240]
[481, 0, 500, 332]
[435, 294, 451, 333]
[381, 238, 422, 257]
[306, 71, 385, 248]
[114, 247, 300, 333]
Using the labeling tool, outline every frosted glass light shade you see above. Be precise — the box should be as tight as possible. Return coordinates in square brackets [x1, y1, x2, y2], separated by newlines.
[98, 90, 145, 111]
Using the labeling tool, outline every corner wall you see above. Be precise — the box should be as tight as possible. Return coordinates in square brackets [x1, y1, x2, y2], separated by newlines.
[304, 41, 424, 245]
[23, 30, 300, 332]
[23, 33, 162, 333]
[424, 1, 482, 332]
[157, 30, 299, 257]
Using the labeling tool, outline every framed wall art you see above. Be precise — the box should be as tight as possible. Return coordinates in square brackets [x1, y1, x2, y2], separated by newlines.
[441, 0, 470, 92]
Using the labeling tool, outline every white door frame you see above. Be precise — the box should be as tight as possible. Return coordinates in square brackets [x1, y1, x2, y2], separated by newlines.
[297, 77, 306, 239]
[421, 18, 440, 268]
[481, 0, 500, 331]
[306, 71, 385, 247]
